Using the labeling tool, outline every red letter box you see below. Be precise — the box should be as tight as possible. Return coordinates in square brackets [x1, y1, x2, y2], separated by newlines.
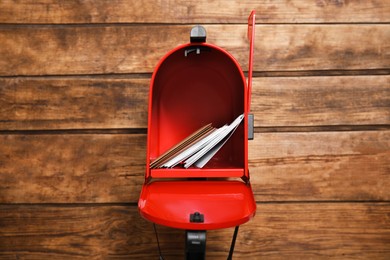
[139, 11, 256, 259]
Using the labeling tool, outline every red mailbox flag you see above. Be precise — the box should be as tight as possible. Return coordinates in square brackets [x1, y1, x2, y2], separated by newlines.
[247, 10, 256, 113]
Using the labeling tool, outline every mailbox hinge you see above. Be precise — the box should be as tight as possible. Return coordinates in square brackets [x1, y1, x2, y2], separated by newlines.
[248, 113, 254, 140]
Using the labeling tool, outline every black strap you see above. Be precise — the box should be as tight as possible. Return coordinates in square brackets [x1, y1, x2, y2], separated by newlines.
[227, 226, 240, 260]
[153, 224, 164, 260]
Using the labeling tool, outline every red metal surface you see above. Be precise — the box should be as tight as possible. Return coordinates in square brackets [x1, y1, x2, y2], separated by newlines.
[139, 181, 256, 230]
[139, 11, 257, 230]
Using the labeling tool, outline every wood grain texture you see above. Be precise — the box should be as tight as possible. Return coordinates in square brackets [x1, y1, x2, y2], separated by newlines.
[249, 130, 390, 202]
[0, 134, 146, 204]
[0, 25, 388, 76]
[0, 0, 388, 24]
[0, 77, 149, 130]
[0, 1, 389, 259]
[253, 75, 390, 127]
[0, 203, 389, 259]
[0, 131, 388, 203]
[1, 75, 388, 130]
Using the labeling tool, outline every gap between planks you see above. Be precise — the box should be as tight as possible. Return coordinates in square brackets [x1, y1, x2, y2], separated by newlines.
[0, 69, 388, 79]
[0, 125, 388, 135]
[0, 200, 389, 207]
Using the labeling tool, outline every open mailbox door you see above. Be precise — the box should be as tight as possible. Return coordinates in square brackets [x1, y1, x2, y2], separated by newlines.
[139, 11, 256, 259]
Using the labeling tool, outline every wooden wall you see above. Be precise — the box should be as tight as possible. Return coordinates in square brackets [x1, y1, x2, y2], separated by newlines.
[0, 1, 389, 259]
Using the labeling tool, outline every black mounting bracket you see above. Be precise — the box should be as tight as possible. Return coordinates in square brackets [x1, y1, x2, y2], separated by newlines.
[186, 230, 207, 260]
[184, 226, 240, 260]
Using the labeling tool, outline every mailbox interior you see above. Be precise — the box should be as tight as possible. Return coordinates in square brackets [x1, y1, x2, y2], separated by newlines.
[147, 44, 247, 178]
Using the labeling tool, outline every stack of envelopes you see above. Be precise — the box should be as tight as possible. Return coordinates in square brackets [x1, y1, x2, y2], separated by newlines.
[150, 114, 244, 169]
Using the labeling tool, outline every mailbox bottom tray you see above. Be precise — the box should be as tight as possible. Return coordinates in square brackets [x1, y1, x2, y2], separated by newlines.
[151, 168, 244, 178]
[138, 180, 256, 230]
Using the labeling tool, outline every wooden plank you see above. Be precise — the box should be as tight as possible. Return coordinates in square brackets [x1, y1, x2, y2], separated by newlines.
[0, 0, 388, 24]
[0, 203, 389, 259]
[249, 130, 390, 202]
[252, 75, 390, 127]
[0, 134, 146, 204]
[0, 131, 388, 203]
[0, 25, 388, 76]
[0, 77, 149, 130]
[1, 75, 388, 130]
